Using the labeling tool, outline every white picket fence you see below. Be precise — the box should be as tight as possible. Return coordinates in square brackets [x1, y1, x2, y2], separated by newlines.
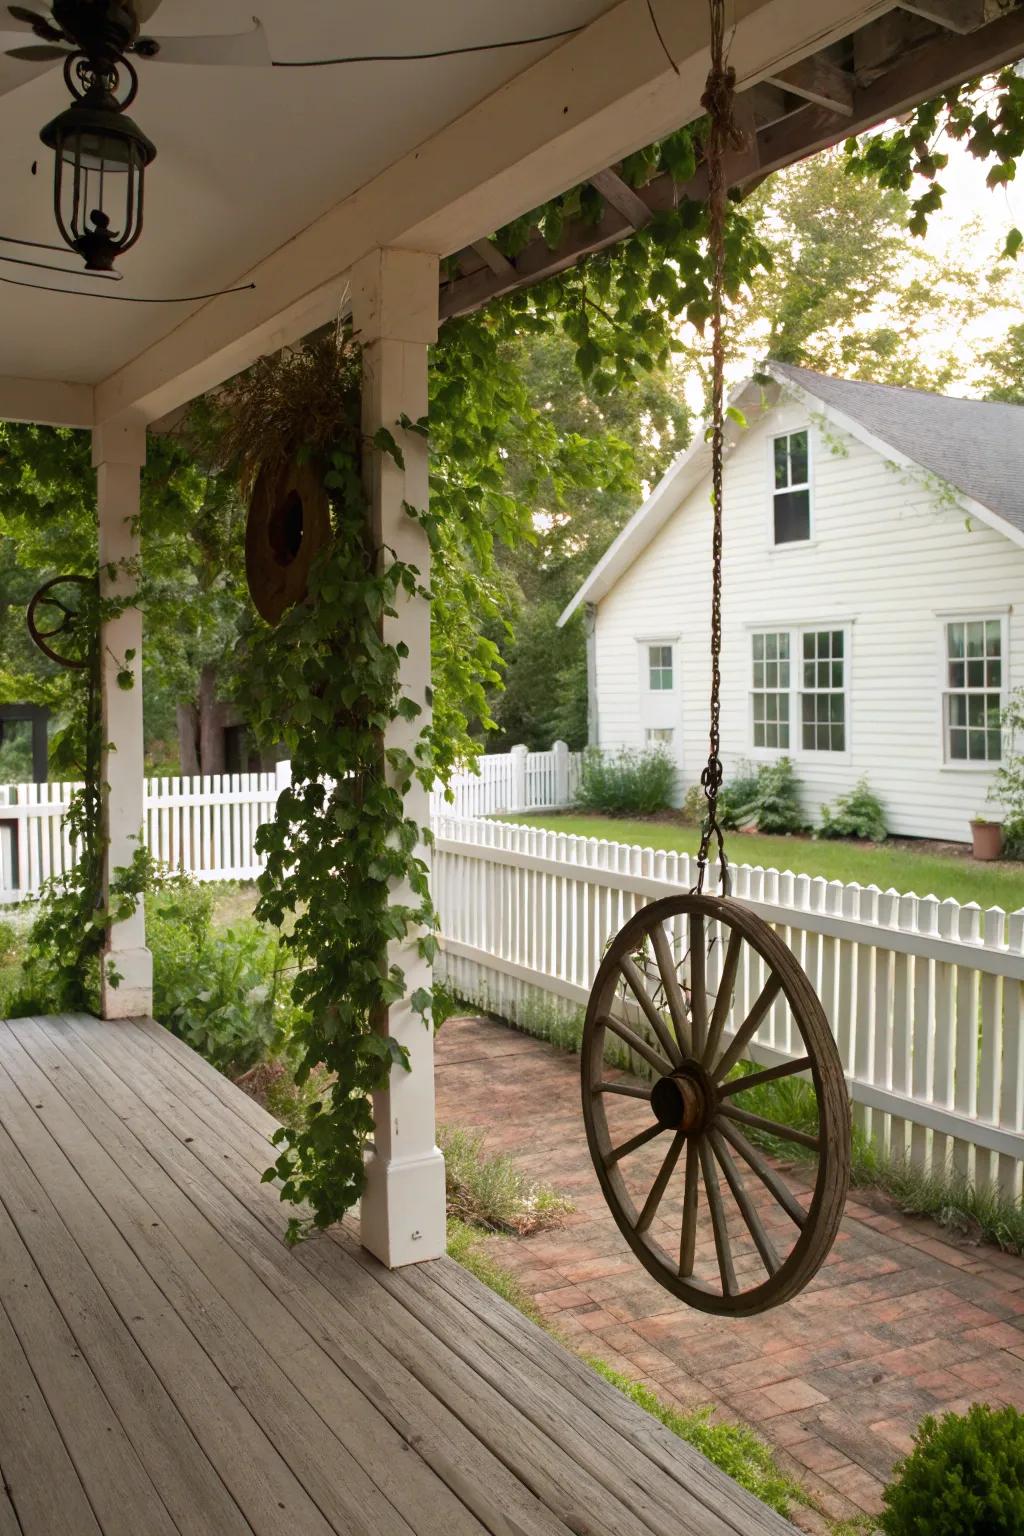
[433, 814, 1024, 1200]
[0, 765, 289, 899]
[429, 741, 581, 820]
[0, 743, 580, 901]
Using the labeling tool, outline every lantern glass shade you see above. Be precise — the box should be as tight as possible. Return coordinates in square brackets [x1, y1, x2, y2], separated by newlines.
[41, 100, 156, 272]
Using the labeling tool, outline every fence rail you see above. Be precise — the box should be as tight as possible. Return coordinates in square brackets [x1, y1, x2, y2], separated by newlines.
[433, 814, 1024, 1200]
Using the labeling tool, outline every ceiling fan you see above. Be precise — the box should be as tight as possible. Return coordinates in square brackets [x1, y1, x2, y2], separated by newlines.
[0, 1, 270, 85]
[0, 2, 269, 273]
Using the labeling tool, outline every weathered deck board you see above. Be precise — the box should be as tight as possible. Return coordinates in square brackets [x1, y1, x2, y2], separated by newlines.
[0, 1016, 800, 1536]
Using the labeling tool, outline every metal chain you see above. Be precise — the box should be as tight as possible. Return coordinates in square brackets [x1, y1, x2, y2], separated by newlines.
[694, 0, 742, 898]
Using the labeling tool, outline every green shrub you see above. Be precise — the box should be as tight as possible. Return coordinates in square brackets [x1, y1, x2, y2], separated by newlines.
[820, 778, 887, 842]
[1004, 817, 1024, 860]
[719, 758, 806, 835]
[576, 746, 675, 815]
[0, 918, 16, 966]
[679, 782, 706, 825]
[158, 918, 293, 1076]
[439, 1123, 572, 1234]
[880, 1404, 1024, 1535]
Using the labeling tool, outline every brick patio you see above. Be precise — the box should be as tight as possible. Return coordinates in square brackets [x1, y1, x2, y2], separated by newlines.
[436, 1015, 1024, 1533]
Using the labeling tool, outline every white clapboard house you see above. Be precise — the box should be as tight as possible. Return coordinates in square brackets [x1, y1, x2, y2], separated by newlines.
[560, 362, 1024, 842]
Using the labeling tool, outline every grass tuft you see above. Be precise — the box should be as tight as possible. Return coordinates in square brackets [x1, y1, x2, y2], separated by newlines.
[445, 1219, 546, 1326]
[586, 1358, 808, 1519]
[439, 1123, 573, 1235]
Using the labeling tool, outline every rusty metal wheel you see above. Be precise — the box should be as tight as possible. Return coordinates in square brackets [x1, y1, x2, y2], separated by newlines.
[27, 574, 95, 670]
[581, 893, 850, 1316]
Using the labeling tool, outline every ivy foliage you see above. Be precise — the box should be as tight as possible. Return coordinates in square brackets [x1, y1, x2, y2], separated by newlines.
[845, 68, 1024, 251]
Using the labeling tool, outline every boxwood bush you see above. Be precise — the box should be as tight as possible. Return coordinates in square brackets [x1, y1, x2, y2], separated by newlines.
[820, 777, 888, 842]
[880, 1403, 1024, 1536]
[576, 746, 675, 815]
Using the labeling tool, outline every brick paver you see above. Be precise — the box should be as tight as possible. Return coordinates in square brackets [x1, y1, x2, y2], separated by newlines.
[437, 1015, 1024, 1532]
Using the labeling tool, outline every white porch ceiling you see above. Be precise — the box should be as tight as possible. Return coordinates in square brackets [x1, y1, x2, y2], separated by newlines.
[0, 0, 617, 384]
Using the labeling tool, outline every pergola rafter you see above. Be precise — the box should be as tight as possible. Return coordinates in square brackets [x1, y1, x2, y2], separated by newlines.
[441, 1, 1024, 321]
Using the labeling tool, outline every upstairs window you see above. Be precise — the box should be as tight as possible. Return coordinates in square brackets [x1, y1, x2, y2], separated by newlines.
[751, 632, 790, 749]
[801, 630, 846, 752]
[945, 619, 1003, 762]
[773, 430, 810, 544]
[648, 644, 674, 691]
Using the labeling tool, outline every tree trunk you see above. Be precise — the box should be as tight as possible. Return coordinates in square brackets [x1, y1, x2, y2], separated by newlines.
[176, 702, 200, 776]
[197, 664, 226, 776]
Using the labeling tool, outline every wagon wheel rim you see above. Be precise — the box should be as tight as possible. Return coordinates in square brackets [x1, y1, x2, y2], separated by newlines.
[581, 892, 850, 1317]
[27, 575, 95, 671]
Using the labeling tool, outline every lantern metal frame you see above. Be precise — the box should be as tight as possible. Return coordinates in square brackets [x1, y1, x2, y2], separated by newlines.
[39, 49, 156, 272]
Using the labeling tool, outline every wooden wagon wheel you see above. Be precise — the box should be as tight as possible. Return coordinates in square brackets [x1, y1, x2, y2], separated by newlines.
[26, 574, 95, 671]
[582, 893, 850, 1317]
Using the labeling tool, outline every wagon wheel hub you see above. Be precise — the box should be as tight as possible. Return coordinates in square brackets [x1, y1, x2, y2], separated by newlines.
[651, 1063, 713, 1135]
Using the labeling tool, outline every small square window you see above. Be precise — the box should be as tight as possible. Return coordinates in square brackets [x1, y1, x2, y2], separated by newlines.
[648, 644, 674, 691]
[645, 728, 674, 746]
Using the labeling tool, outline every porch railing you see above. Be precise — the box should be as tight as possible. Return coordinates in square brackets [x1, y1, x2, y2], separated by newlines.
[433, 814, 1024, 1201]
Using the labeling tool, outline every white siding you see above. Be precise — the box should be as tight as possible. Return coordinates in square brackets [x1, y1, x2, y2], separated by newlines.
[594, 396, 1024, 842]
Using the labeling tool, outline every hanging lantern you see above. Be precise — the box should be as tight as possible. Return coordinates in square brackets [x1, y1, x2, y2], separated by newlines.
[40, 52, 155, 273]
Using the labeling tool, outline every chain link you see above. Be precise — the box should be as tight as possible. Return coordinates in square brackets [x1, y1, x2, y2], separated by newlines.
[694, 0, 742, 899]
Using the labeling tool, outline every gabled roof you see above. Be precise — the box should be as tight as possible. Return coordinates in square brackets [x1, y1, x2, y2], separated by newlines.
[559, 361, 1024, 625]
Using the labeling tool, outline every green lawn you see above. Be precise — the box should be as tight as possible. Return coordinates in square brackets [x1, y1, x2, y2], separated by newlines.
[502, 813, 1024, 911]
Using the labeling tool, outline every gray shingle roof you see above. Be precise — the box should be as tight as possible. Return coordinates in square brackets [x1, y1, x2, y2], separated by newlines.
[771, 362, 1024, 536]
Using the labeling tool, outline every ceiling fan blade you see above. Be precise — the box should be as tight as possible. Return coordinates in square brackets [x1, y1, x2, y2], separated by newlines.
[139, 20, 270, 67]
[7, 4, 63, 40]
[6, 40, 66, 58]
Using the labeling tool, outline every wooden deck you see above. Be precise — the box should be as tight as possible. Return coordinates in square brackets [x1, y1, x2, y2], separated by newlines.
[0, 1015, 796, 1536]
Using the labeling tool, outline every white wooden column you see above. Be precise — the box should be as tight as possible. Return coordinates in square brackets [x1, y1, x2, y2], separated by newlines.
[352, 247, 445, 1267]
[93, 417, 152, 1019]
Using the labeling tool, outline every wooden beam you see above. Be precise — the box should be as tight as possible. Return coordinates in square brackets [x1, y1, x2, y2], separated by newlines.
[588, 169, 653, 229]
[897, 0, 987, 33]
[766, 54, 855, 114]
[0, 376, 93, 428]
[440, 2, 1024, 323]
[469, 239, 516, 278]
[93, 0, 890, 424]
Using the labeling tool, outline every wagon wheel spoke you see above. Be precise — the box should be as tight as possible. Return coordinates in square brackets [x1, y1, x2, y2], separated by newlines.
[702, 926, 742, 1070]
[718, 1056, 813, 1100]
[698, 1136, 736, 1296]
[679, 1137, 700, 1277]
[618, 955, 683, 1069]
[605, 1119, 666, 1166]
[718, 1103, 820, 1152]
[636, 1128, 686, 1234]
[712, 975, 783, 1082]
[716, 1118, 808, 1229]
[649, 921, 691, 1058]
[599, 1013, 673, 1077]
[710, 1128, 780, 1276]
[594, 1081, 653, 1102]
[688, 913, 708, 1059]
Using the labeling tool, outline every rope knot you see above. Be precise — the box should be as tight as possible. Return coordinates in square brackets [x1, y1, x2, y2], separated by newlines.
[701, 66, 745, 151]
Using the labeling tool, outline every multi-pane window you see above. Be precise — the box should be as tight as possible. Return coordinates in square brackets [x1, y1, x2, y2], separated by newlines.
[773, 430, 810, 544]
[801, 630, 846, 751]
[645, 727, 674, 746]
[648, 644, 674, 691]
[945, 620, 1003, 762]
[751, 632, 790, 748]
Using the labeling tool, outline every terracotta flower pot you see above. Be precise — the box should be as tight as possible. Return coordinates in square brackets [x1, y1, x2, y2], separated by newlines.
[970, 820, 1003, 862]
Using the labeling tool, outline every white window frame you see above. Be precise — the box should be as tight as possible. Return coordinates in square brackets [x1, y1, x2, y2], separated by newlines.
[643, 640, 675, 694]
[798, 627, 848, 754]
[750, 630, 792, 752]
[769, 427, 813, 548]
[938, 611, 1008, 770]
[747, 622, 852, 760]
[645, 727, 675, 746]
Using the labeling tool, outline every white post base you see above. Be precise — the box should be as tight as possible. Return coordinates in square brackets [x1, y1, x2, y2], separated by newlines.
[360, 1146, 447, 1267]
[100, 945, 154, 1020]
